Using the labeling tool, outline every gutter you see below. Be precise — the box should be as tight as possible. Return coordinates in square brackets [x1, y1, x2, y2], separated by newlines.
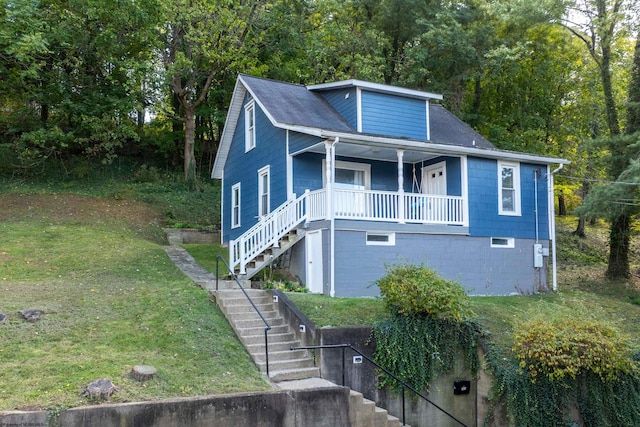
[549, 163, 564, 292]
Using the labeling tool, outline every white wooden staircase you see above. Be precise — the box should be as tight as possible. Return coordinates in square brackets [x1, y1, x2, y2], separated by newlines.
[233, 229, 303, 280]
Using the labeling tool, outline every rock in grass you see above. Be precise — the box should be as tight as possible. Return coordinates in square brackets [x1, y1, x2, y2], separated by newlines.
[82, 378, 118, 399]
[130, 365, 158, 382]
[18, 309, 43, 322]
[0, 313, 6, 323]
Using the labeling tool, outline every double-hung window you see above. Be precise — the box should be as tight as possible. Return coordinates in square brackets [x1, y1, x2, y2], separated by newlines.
[258, 166, 270, 217]
[498, 161, 521, 216]
[245, 101, 256, 152]
[231, 183, 241, 228]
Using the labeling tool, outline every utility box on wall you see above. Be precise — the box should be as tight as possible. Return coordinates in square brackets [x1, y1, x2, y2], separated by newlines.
[533, 243, 544, 268]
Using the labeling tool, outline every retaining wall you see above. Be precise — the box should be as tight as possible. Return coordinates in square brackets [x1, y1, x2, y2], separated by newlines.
[0, 387, 351, 427]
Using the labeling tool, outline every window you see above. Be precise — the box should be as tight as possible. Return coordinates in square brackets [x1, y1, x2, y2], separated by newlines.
[258, 166, 270, 217]
[491, 237, 514, 248]
[498, 161, 521, 215]
[366, 232, 395, 246]
[323, 160, 371, 189]
[245, 101, 255, 152]
[231, 183, 241, 228]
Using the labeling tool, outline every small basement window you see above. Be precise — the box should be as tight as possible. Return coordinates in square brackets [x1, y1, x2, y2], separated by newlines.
[491, 237, 514, 248]
[366, 232, 395, 246]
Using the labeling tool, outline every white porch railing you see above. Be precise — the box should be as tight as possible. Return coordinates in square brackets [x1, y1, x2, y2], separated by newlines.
[334, 189, 464, 225]
[229, 188, 465, 274]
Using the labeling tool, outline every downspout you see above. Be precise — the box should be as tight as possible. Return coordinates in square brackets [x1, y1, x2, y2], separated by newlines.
[549, 163, 564, 292]
[329, 137, 338, 297]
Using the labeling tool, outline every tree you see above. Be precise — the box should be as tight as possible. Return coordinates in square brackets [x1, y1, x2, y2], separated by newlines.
[562, 0, 635, 278]
[161, 0, 264, 184]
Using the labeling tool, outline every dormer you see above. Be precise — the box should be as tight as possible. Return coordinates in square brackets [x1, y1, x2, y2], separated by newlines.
[307, 80, 443, 141]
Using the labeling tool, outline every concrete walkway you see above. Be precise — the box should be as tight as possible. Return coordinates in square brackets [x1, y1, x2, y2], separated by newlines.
[164, 245, 218, 289]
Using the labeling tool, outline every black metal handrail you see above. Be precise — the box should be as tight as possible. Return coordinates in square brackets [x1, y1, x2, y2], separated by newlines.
[291, 344, 468, 427]
[215, 256, 272, 376]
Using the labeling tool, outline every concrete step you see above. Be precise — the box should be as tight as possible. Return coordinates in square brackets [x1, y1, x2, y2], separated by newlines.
[268, 367, 321, 382]
[237, 324, 291, 337]
[257, 357, 314, 372]
[252, 349, 309, 363]
[225, 310, 281, 322]
[240, 332, 296, 346]
[233, 317, 284, 329]
[349, 391, 408, 427]
[222, 303, 276, 314]
[219, 295, 274, 307]
[246, 340, 299, 353]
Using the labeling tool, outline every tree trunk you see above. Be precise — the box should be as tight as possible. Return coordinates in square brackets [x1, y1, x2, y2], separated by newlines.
[558, 192, 566, 216]
[606, 213, 631, 278]
[574, 216, 586, 238]
[184, 106, 197, 186]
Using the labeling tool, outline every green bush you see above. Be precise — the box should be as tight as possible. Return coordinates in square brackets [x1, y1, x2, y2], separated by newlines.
[512, 305, 636, 382]
[262, 280, 307, 293]
[375, 263, 472, 321]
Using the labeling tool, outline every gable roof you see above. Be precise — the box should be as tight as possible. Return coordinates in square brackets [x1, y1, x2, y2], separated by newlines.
[212, 75, 567, 179]
[240, 74, 354, 133]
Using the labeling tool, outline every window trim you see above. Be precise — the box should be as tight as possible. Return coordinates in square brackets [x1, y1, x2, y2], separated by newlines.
[366, 232, 395, 246]
[490, 237, 515, 248]
[231, 183, 241, 229]
[322, 159, 371, 189]
[245, 101, 256, 152]
[258, 165, 270, 218]
[498, 161, 521, 216]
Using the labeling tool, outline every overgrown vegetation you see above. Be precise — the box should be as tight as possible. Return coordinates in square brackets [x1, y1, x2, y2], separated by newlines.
[372, 265, 479, 392]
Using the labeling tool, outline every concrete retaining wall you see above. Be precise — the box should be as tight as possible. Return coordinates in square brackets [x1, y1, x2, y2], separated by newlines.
[317, 327, 484, 427]
[0, 388, 350, 427]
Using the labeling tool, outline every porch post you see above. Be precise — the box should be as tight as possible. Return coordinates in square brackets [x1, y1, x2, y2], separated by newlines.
[325, 140, 334, 220]
[397, 149, 405, 224]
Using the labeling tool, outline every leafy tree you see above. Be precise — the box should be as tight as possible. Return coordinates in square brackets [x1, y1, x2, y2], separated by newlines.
[562, 0, 636, 277]
[160, 0, 264, 185]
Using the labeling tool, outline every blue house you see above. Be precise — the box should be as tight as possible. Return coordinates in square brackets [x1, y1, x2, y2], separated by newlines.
[212, 74, 568, 297]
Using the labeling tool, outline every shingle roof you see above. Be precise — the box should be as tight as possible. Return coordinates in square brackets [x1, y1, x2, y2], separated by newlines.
[429, 104, 495, 149]
[240, 74, 354, 132]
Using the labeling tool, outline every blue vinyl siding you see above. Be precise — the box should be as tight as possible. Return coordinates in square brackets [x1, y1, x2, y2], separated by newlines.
[289, 132, 323, 154]
[360, 91, 427, 140]
[317, 89, 358, 129]
[333, 229, 548, 297]
[293, 152, 324, 196]
[222, 96, 288, 242]
[467, 157, 549, 239]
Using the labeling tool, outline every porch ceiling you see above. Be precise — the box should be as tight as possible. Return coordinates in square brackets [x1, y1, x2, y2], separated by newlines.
[304, 140, 440, 164]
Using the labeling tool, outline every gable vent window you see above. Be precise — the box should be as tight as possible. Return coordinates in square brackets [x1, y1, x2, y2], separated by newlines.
[366, 232, 395, 246]
[491, 237, 514, 248]
[245, 101, 256, 152]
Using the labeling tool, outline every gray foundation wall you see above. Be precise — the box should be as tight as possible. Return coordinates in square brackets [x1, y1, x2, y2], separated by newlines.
[333, 230, 549, 297]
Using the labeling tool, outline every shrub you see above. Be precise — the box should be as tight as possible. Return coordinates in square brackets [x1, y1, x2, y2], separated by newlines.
[512, 304, 636, 382]
[262, 280, 307, 293]
[374, 263, 472, 321]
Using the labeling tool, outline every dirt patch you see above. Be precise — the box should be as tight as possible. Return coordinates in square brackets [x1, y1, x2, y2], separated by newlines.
[0, 194, 166, 241]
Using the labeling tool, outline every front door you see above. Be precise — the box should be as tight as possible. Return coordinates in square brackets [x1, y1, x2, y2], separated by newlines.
[305, 230, 323, 293]
[422, 162, 447, 195]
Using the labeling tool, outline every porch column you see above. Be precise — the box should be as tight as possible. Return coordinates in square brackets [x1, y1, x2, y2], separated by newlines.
[325, 140, 334, 220]
[397, 149, 405, 224]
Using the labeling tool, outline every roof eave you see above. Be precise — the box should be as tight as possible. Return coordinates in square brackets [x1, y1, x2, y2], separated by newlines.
[307, 79, 444, 101]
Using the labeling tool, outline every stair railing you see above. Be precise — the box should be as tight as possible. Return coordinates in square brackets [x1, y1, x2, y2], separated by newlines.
[290, 344, 468, 427]
[215, 256, 272, 376]
[230, 191, 309, 275]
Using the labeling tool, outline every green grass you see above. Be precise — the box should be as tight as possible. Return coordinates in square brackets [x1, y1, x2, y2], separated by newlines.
[182, 244, 229, 273]
[285, 294, 389, 327]
[0, 193, 268, 411]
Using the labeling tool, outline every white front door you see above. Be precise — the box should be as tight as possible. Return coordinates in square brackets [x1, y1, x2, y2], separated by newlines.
[422, 162, 447, 195]
[305, 230, 323, 293]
